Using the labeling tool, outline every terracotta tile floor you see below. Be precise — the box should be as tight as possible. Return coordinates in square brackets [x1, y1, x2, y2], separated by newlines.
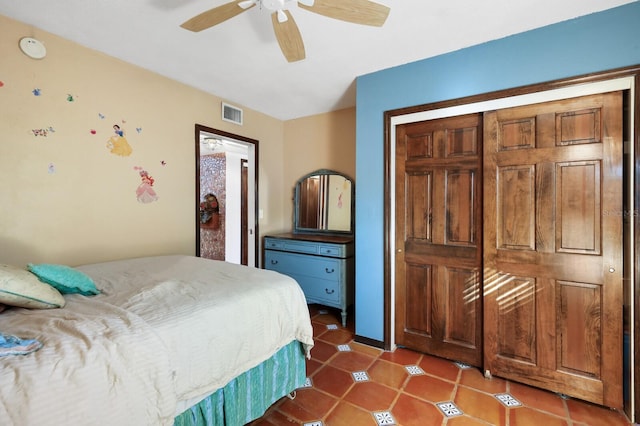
[251, 305, 632, 426]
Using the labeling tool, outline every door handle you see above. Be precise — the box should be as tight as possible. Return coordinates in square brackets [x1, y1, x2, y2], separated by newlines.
[325, 268, 335, 273]
[270, 260, 278, 265]
[325, 288, 335, 294]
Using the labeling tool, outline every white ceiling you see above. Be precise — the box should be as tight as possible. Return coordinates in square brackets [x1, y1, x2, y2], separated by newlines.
[1, 0, 635, 121]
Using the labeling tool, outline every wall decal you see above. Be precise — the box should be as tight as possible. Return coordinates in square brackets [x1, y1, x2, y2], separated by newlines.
[106, 124, 132, 156]
[0, 81, 4, 88]
[90, 129, 96, 135]
[136, 127, 142, 134]
[133, 166, 158, 204]
[161, 160, 166, 166]
[98, 113, 105, 119]
[66, 94, 76, 102]
[32, 127, 55, 137]
[48, 163, 56, 174]
[32, 88, 41, 96]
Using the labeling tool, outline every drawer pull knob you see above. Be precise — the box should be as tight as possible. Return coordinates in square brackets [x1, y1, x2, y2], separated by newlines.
[325, 288, 335, 294]
[270, 260, 278, 265]
[325, 268, 335, 273]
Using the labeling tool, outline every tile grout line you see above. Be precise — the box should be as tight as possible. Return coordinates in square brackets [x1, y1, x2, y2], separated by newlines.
[446, 367, 464, 425]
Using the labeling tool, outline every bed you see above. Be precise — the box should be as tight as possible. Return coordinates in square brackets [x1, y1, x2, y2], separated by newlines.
[0, 255, 314, 426]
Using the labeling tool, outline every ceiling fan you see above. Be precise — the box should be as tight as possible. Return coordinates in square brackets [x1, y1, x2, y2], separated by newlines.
[180, 0, 390, 62]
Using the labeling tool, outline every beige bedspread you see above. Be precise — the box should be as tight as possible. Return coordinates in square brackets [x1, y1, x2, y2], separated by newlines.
[0, 255, 314, 426]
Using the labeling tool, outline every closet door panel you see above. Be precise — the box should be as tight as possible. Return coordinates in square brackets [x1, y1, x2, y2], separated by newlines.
[483, 92, 623, 408]
[494, 274, 537, 364]
[556, 161, 601, 254]
[497, 165, 536, 250]
[396, 113, 483, 367]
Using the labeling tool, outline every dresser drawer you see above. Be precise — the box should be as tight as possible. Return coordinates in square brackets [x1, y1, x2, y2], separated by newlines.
[265, 250, 342, 281]
[282, 240, 319, 254]
[295, 275, 340, 305]
[264, 239, 286, 250]
[264, 236, 351, 258]
[318, 244, 345, 257]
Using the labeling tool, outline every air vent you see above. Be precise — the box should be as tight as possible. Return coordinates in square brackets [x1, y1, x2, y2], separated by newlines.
[222, 102, 243, 125]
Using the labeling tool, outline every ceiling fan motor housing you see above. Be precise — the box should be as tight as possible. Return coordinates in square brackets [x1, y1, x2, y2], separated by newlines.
[261, 0, 287, 11]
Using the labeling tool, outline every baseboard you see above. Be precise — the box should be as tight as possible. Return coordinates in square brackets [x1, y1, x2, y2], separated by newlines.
[354, 334, 385, 350]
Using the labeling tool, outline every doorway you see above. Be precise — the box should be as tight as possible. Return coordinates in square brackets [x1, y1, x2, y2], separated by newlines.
[195, 124, 259, 267]
[385, 71, 636, 418]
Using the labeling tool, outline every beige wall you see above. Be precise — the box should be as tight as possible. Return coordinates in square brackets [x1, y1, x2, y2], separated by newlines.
[282, 108, 356, 230]
[0, 15, 356, 267]
[0, 15, 290, 266]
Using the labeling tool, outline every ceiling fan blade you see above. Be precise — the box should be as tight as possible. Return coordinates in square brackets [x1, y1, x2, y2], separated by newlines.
[298, 0, 389, 27]
[272, 10, 305, 62]
[181, 0, 255, 32]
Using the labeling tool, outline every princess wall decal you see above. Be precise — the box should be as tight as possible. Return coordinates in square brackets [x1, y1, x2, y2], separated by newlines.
[106, 124, 132, 157]
[134, 166, 158, 204]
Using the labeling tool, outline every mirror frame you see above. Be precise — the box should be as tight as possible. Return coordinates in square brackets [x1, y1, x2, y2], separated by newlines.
[293, 169, 354, 235]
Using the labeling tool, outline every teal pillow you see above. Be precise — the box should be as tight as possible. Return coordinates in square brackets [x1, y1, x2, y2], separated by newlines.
[27, 264, 100, 296]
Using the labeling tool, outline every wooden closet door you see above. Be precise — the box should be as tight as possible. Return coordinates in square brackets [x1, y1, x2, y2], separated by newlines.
[395, 113, 483, 367]
[483, 92, 623, 408]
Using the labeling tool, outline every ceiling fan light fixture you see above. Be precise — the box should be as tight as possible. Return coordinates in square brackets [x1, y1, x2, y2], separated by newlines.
[202, 137, 223, 151]
[238, 0, 256, 9]
[276, 9, 288, 22]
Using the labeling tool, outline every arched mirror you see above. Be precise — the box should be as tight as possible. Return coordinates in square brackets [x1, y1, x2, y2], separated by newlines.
[294, 169, 354, 235]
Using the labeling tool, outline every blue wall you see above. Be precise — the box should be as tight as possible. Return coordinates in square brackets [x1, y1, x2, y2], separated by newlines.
[354, 2, 640, 342]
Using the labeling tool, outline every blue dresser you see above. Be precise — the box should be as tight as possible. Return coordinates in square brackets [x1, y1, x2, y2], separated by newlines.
[264, 233, 354, 326]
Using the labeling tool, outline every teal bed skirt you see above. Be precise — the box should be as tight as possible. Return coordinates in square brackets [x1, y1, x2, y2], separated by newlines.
[174, 340, 307, 426]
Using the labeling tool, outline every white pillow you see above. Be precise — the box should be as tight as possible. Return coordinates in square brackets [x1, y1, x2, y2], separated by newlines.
[0, 264, 65, 309]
